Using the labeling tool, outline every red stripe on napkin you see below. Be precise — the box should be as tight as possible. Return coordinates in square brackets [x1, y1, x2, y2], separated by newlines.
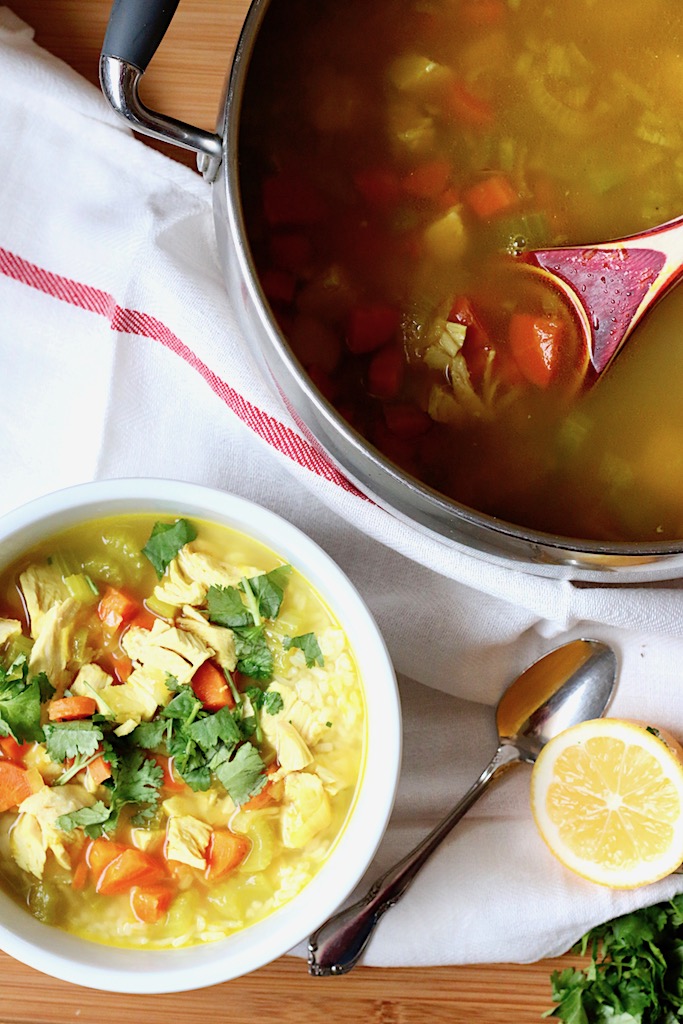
[0, 246, 363, 496]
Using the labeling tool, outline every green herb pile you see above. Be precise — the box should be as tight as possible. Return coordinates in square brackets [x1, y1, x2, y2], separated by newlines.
[547, 895, 683, 1023]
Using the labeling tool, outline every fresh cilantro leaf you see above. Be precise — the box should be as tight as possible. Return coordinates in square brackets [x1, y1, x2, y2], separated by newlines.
[44, 720, 104, 763]
[36, 673, 56, 703]
[0, 659, 46, 743]
[164, 673, 182, 692]
[179, 763, 212, 792]
[162, 686, 203, 722]
[142, 518, 197, 578]
[188, 705, 241, 753]
[245, 686, 284, 716]
[57, 801, 111, 837]
[207, 585, 253, 628]
[130, 718, 170, 750]
[233, 624, 273, 681]
[212, 742, 267, 805]
[111, 748, 163, 826]
[241, 565, 291, 622]
[283, 632, 324, 668]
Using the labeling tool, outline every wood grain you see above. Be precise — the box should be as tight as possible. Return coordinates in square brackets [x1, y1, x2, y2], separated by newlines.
[1, 0, 579, 1019]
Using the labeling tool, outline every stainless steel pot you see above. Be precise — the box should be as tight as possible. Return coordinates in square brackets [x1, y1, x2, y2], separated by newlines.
[99, 0, 683, 581]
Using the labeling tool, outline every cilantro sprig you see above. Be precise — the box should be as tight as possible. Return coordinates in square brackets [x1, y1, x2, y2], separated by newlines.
[206, 565, 292, 682]
[547, 895, 683, 1023]
[142, 518, 197, 578]
[283, 633, 324, 668]
[129, 674, 268, 805]
[0, 656, 54, 743]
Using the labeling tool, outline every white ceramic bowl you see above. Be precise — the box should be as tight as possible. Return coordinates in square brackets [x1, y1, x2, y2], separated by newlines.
[0, 479, 401, 993]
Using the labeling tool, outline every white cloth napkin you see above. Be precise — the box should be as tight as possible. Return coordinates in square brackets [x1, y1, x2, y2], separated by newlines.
[3, 6, 683, 969]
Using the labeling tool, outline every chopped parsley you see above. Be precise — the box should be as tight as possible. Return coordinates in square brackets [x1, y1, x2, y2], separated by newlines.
[283, 632, 324, 668]
[547, 895, 683, 1023]
[142, 518, 197, 578]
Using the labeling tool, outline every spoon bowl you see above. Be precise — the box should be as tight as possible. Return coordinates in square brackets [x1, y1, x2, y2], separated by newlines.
[307, 638, 617, 976]
[521, 215, 683, 380]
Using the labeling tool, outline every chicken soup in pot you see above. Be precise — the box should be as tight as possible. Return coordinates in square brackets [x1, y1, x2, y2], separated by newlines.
[0, 515, 365, 948]
[240, 0, 683, 543]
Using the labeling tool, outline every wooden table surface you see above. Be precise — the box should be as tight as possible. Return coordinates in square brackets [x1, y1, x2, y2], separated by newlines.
[1, 2, 577, 1020]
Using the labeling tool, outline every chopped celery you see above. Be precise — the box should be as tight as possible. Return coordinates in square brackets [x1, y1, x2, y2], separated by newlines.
[64, 573, 99, 604]
[386, 54, 451, 95]
[4, 633, 33, 665]
[71, 626, 94, 667]
[48, 549, 80, 578]
[81, 556, 124, 586]
[439, 321, 467, 356]
[145, 594, 178, 619]
[101, 530, 147, 584]
[422, 206, 467, 261]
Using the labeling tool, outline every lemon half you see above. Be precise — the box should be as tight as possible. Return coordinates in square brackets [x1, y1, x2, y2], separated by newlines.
[531, 718, 683, 888]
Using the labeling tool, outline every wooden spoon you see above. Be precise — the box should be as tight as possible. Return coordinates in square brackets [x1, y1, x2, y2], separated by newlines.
[520, 214, 683, 376]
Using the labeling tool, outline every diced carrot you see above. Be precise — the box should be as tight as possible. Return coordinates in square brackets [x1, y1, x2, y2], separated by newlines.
[262, 172, 327, 227]
[130, 884, 175, 925]
[508, 313, 565, 388]
[112, 651, 133, 683]
[367, 345, 404, 400]
[402, 160, 452, 201]
[87, 838, 128, 884]
[260, 267, 297, 306]
[461, 0, 506, 28]
[86, 754, 113, 787]
[205, 830, 251, 882]
[97, 587, 142, 631]
[0, 736, 29, 764]
[126, 608, 157, 632]
[347, 304, 401, 355]
[353, 167, 402, 210]
[97, 848, 167, 896]
[0, 761, 39, 812]
[269, 232, 313, 272]
[242, 763, 281, 811]
[443, 81, 494, 129]
[154, 753, 188, 794]
[384, 403, 432, 440]
[70, 843, 90, 891]
[48, 696, 98, 722]
[464, 174, 518, 219]
[191, 660, 235, 712]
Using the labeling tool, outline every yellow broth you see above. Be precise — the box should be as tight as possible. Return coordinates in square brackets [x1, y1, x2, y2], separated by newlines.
[0, 515, 365, 948]
[240, 0, 683, 542]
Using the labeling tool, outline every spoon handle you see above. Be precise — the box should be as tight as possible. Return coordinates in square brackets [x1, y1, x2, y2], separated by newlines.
[307, 743, 520, 976]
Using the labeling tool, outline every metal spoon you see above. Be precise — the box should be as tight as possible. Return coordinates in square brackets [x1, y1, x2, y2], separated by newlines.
[521, 214, 683, 379]
[307, 637, 617, 976]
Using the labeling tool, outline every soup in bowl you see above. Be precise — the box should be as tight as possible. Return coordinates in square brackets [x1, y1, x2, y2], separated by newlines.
[238, 0, 683, 545]
[0, 480, 400, 992]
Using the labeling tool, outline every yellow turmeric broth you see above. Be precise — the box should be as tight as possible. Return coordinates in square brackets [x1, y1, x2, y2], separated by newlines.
[240, 0, 683, 542]
[0, 515, 365, 948]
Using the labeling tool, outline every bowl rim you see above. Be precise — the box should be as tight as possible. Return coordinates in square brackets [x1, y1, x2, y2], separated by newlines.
[0, 478, 402, 993]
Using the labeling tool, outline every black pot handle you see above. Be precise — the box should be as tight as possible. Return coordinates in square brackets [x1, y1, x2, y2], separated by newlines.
[99, 0, 222, 179]
[102, 0, 181, 71]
